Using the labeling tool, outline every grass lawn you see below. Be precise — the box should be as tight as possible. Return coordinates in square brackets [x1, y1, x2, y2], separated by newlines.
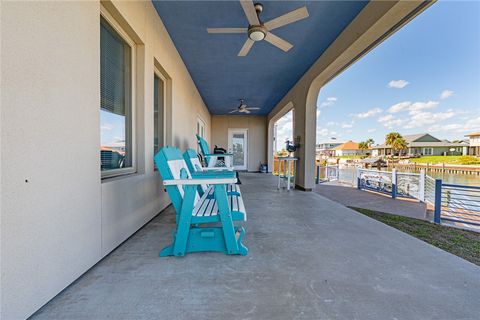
[350, 207, 480, 266]
[409, 155, 480, 165]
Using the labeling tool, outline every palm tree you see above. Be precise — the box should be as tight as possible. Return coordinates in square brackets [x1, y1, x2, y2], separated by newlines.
[392, 137, 408, 160]
[366, 138, 375, 147]
[385, 132, 401, 156]
[358, 141, 369, 157]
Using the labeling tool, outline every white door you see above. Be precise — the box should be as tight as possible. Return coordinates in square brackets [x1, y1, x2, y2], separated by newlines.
[228, 129, 248, 170]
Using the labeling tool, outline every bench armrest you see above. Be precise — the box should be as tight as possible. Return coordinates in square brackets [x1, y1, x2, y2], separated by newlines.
[205, 153, 233, 157]
[163, 177, 237, 186]
[191, 171, 236, 179]
[202, 167, 234, 171]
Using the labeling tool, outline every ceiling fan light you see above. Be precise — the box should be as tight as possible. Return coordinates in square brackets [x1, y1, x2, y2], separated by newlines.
[248, 26, 266, 41]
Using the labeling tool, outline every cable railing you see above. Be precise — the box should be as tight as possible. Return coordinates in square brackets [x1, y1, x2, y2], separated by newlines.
[354, 168, 479, 232]
[438, 184, 480, 229]
[315, 164, 339, 184]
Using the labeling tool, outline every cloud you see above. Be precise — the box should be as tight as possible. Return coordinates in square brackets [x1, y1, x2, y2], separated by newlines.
[367, 128, 377, 133]
[378, 114, 405, 129]
[388, 80, 409, 89]
[326, 121, 338, 126]
[378, 114, 393, 123]
[431, 116, 480, 133]
[403, 110, 455, 129]
[101, 123, 113, 131]
[319, 96, 337, 107]
[387, 101, 411, 113]
[274, 111, 293, 150]
[440, 90, 454, 100]
[387, 100, 438, 113]
[351, 107, 382, 119]
[316, 109, 321, 118]
[341, 123, 353, 128]
[316, 128, 339, 141]
[408, 101, 439, 113]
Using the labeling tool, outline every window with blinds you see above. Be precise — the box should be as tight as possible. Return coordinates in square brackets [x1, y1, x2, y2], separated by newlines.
[100, 16, 133, 175]
[154, 74, 164, 156]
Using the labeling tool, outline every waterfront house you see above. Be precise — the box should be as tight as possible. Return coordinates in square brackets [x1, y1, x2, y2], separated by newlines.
[373, 133, 468, 156]
[6, 1, 479, 319]
[316, 138, 344, 157]
[333, 140, 370, 157]
[465, 132, 480, 156]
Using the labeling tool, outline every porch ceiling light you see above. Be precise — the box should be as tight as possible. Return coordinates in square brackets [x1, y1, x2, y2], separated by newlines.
[248, 26, 266, 41]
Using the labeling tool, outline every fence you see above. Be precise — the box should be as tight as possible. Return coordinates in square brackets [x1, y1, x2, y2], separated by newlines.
[356, 168, 479, 231]
[435, 183, 480, 228]
[315, 165, 339, 184]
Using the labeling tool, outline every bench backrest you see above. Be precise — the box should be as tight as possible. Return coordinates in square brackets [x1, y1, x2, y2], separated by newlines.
[154, 147, 199, 213]
[183, 149, 208, 194]
[196, 134, 211, 161]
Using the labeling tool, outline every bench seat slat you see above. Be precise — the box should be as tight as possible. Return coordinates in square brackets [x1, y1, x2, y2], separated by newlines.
[192, 185, 246, 221]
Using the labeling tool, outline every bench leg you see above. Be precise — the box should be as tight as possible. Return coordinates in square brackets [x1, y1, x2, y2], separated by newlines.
[214, 185, 248, 255]
[160, 186, 196, 257]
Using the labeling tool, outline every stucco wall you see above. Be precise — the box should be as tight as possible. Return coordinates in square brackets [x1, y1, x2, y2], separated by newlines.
[0, 1, 210, 318]
[211, 115, 267, 172]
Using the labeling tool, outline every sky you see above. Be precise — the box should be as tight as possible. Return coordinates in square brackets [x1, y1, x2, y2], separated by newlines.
[275, 0, 480, 149]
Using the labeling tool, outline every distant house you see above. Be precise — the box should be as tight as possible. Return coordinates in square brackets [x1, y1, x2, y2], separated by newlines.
[316, 138, 344, 156]
[465, 132, 480, 156]
[333, 140, 369, 156]
[373, 133, 468, 156]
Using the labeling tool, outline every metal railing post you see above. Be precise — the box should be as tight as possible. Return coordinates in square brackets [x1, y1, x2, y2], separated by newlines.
[356, 168, 361, 190]
[434, 179, 442, 224]
[418, 169, 425, 202]
[315, 165, 320, 184]
[391, 169, 397, 199]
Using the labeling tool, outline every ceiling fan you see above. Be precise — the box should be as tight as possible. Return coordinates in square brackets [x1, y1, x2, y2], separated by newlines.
[229, 99, 260, 114]
[207, 0, 309, 56]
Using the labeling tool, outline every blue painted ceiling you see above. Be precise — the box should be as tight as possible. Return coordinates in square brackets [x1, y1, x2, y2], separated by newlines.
[152, 1, 368, 115]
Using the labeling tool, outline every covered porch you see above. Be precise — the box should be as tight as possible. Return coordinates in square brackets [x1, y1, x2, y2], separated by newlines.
[31, 173, 480, 319]
[5, 0, 472, 319]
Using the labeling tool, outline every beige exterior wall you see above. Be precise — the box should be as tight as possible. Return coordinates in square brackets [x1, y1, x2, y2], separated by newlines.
[211, 115, 267, 172]
[1, 1, 210, 318]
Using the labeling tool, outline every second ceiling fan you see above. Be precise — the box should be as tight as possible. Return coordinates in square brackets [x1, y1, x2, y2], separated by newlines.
[207, 0, 309, 56]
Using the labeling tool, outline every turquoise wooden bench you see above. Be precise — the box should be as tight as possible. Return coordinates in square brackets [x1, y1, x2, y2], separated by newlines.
[196, 134, 234, 168]
[154, 147, 247, 257]
[183, 148, 240, 196]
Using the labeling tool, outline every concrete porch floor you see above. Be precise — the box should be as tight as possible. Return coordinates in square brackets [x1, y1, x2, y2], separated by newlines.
[32, 173, 480, 320]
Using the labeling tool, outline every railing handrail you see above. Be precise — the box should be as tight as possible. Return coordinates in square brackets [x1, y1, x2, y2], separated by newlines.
[442, 183, 480, 190]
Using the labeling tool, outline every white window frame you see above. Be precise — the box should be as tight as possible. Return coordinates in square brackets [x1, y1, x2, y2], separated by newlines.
[423, 147, 433, 156]
[100, 7, 137, 179]
[154, 68, 167, 169]
[197, 117, 206, 138]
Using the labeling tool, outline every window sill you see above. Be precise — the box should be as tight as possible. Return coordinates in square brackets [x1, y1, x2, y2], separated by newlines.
[101, 171, 142, 183]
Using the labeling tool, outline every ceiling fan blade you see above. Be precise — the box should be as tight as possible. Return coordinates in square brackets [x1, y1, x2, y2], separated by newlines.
[240, 0, 260, 25]
[264, 6, 309, 31]
[207, 28, 247, 34]
[246, 107, 260, 110]
[238, 38, 254, 56]
[264, 32, 293, 52]
[244, 109, 251, 114]
[229, 109, 239, 113]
